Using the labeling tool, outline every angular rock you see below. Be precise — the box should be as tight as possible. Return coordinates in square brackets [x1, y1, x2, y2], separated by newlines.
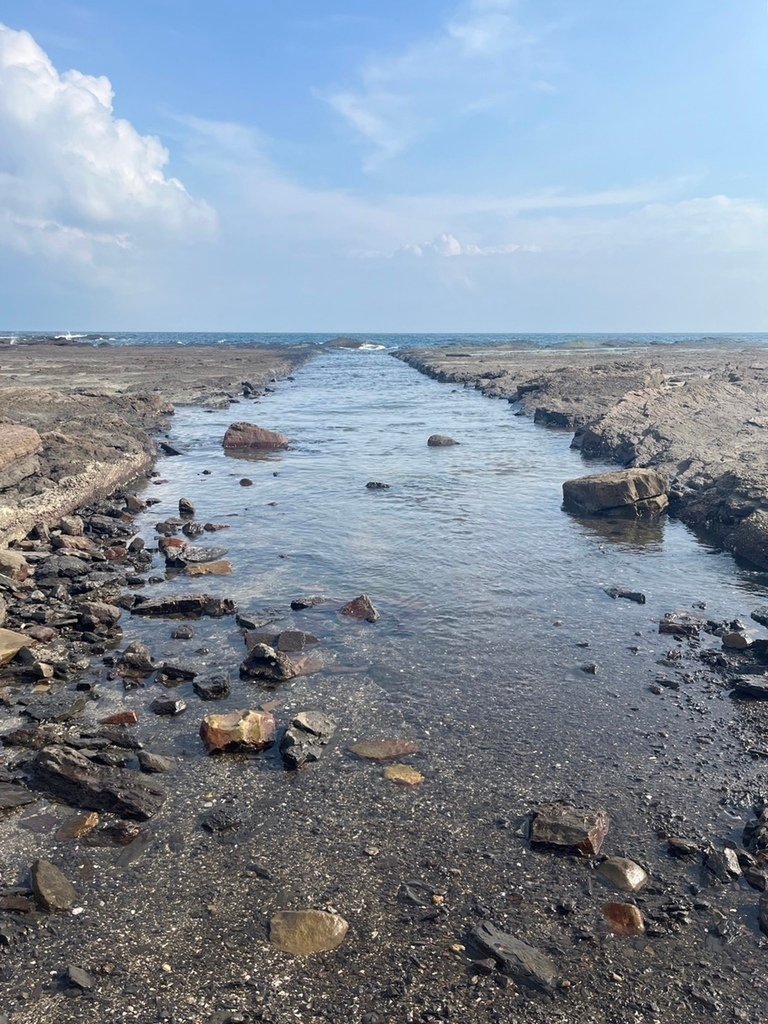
[280, 711, 336, 769]
[340, 594, 380, 623]
[269, 909, 349, 955]
[30, 859, 77, 913]
[24, 692, 86, 724]
[383, 764, 424, 786]
[118, 641, 154, 676]
[602, 902, 645, 936]
[659, 611, 704, 637]
[66, 965, 95, 991]
[349, 739, 420, 761]
[200, 709, 276, 753]
[137, 751, 174, 774]
[722, 630, 755, 650]
[604, 588, 646, 605]
[179, 497, 195, 517]
[240, 642, 315, 683]
[597, 856, 648, 893]
[0, 627, 32, 667]
[78, 601, 121, 629]
[99, 711, 139, 727]
[185, 560, 233, 577]
[704, 847, 742, 882]
[55, 812, 100, 840]
[290, 596, 327, 610]
[732, 676, 768, 699]
[31, 745, 166, 819]
[562, 468, 669, 516]
[751, 606, 768, 629]
[471, 921, 558, 995]
[150, 696, 187, 717]
[759, 895, 768, 937]
[193, 675, 231, 701]
[131, 594, 236, 618]
[59, 515, 84, 537]
[531, 803, 610, 856]
[0, 549, 29, 582]
[427, 434, 459, 447]
[223, 422, 289, 450]
[0, 781, 37, 813]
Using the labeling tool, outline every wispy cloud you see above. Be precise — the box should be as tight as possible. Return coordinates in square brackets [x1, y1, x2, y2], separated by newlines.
[322, 0, 556, 167]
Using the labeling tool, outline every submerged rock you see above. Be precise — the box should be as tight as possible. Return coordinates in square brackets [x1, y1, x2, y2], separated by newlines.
[427, 434, 459, 447]
[240, 642, 316, 682]
[223, 422, 289, 450]
[31, 859, 77, 913]
[200, 709, 276, 753]
[383, 764, 424, 786]
[471, 921, 559, 995]
[340, 594, 380, 623]
[562, 468, 668, 516]
[604, 587, 646, 604]
[659, 611, 704, 637]
[179, 497, 195, 517]
[531, 803, 610, 856]
[137, 751, 174, 774]
[193, 675, 231, 701]
[280, 711, 336, 769]
[131, 594, 236, 618]
[269, 909, 349, 955]
[349, 739, 420, 761]
[185, 560, 233, 577]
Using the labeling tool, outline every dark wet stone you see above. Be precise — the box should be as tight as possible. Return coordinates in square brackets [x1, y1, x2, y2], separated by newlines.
[179, 497, 195, 517]
[751, 607, 768, 628]
[160, 661, 197, 681]
[531, 803, 610, 855]
[150, 696, 187, 716]
[667, 836, 699, 858]
[181, 521, 205, 538]
[732, 676, 768, 699]
[37, 555, 90, 579]
[66, 965, 95, 990]
[118, 641, 154, 676]
[239, 643, 313, 682]
[704, 847, 741, 882]
[290, 596, 327, 610]
[276, 629, 319, 653]
[171, 626, 194, 640]
[30, 859, 77, 912]
[137, 751, 174, 774]
[159, 441, 183, 456]
[471, 920, 559, 995]
[131, 594, 236, 618]
[427, 434, 459, 447]
[340, 594, 380, 623]
[280, 711, 337, 769]
[604, 588, 646, 604]
[659, 612, 704, 637]
[201, 807, 242, 833]
[31, 745, 166, 820]
[365, 481, 390, 490]
[23, 693, 87, 724]
[193, 675, 231, 701]
[759, 895, 768, 936]
[0, 781, 37, 813]
[240, 478, 253, 486]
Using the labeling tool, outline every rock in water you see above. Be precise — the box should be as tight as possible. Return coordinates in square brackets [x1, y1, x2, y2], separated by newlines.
[131, 594, 236, 618]
[759, 895, 768, 936]
[562, 468, 669, 516]
[531, 803, 610, 855]
[185, 560, 233, 577]
[31, 745, 166, 820]
[280, 711, 336, 769]
[597, 856, 648, 893]
[732, 676, 768, 699]
[269, 910, 349, 955]
[340, 594, 380, 622]
[471, 921, 559, 995]
[427, 434, 459, 447]
[193, 675, 231, 701]
[200, 710, 276, 753]
[602, 902, 645, 936]
[659, 611, 704, 637]
[383, 764, 424, 786]
[239, 642, 315, 682]
[349, 739, 420, 761]
[366, 481, 390, 490]
[30, 859, 77, 912]
[223, 422, 289, 450]
[179, 497, 195, 517]
[137, 751, 174, 774]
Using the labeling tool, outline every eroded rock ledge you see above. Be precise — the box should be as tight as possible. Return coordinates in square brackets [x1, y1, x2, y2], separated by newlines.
[396, 346, 768, 568]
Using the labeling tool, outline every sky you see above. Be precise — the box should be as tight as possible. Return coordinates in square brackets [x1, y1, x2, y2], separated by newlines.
[0, 0, 766, 332]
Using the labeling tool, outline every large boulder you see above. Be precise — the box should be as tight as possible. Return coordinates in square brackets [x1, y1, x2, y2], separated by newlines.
[562, 468, 668, 516]
[223, 422, 289, 450]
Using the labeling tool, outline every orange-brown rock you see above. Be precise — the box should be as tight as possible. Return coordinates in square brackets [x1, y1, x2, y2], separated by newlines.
[349, 739, 420, 761]
[186, 560, 233, 577]
[223, 422, 289, 450]
[602, 902, 645, 936]
[200, 709, 276, 753]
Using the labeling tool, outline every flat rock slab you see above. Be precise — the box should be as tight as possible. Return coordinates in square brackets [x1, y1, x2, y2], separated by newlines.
[131, 594, 236, 618]
[0, 781, 37, 813]
[349, 739, 420, 761]
[30, 858, 77, 912]
[383, 764, 424, 786]
[31, 745, 167, 820]
[269, 910, 349, 955]
[562, 468, 668, 515]
[733, 677, 768, 699]
[531, 803, 610, 856]
[471, 921, 559, 995]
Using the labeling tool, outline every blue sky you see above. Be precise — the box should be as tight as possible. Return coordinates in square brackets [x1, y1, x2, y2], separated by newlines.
[0, 0, 766, 331]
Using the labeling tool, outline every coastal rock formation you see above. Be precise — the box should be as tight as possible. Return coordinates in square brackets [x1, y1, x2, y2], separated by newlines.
[562, 468, 669, 517]
[223, 421, 289, 450]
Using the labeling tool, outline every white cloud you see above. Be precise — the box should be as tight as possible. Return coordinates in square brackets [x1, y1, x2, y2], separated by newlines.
[0, 23, 213, 264]
[323, 0, 553, 166]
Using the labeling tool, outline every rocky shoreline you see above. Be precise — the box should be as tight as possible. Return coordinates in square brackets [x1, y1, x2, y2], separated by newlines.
[395, 345, 768, 569]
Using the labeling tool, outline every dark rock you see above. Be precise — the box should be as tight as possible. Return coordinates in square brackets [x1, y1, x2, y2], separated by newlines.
[137, 751, 173, 774]
[427, 435, 459, 447]
[366, 481, 390, 490]
[759, 895, 768, 936]
[667, 836, 700, 858]
[732, 676, 768, 699]
[239, 643, 313, 683]
[531, 803, 610, 855]
[159, 441, 183, 456]
[280, 711, 337, 769]
[751, 606, 768, 628]
[24, 693, 87, 724]
[223, 422, 289, 450]
[150, 696, 187, 716]
[471, 920, 559, 995]
[179, 497, 195, 517]
[131, 594, 236, 618]
[201, 807, 242, 833]
[0, 781, 37, 813]
[659, 611, 704, 637]
[240, 478, 253, 487]
[159, 660, 198, 681]
[193, 675, 231, 701]
[604, 588, 646, 604]
[66, 965, 95, 990]
[171, 626, 194, 640]
[704, 847, 742, 882]
[181, 521, 205, 538]
[31, 745, 166, 819]
[563, 468, 668, 516]
[30, 859, 77, 912]
[340, 594, 380, 623]
[290, 596, 327, 610]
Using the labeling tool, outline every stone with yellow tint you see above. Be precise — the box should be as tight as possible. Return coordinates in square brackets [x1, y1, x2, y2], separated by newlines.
[200, 709, 276, 753]
[269, 910, 349, 955]
[186, 560, 233, 577]
[383, 764, 424, 787]
[0, 627, 32, 667]
[55, 812, 100, 841]
[349, 739, 420, 761]
[602, 902, 645, 936]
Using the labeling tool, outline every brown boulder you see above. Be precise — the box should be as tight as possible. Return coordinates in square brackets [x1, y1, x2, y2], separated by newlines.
[200, 709, 276, 753]
[223, 422, 289, 450]
[340, 594, 380, 623]
[531, 803, 610, 855]
[562, 468, 668, 516]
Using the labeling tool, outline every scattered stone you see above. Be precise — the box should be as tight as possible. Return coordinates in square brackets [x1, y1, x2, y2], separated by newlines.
[604, 588, 646, 604]
[0, 627, 32, 667]
[597, 856, 648, 893]
[659, 611, 704, 637]
[150, 696, 187, 716]
[201, 807, 242, 834]
[704, 847, 742, 882]
[24, 692, 86, 724]
[602, 902, 645, 936]
[290, 596, 327, 610]
[562, 468, 668, 516]
[30, 859, 77, 912]
[137, 751, 174, 774]
[0, 781, 37, 813]
[280, 711, 336, 769]
[59, 515, 84, 536]
[427, 435, 459, 447]
[750, 607, 768, 628]
[55, 812, 100, 840]
[759, 895, 768, 936]
[366, 481, 390, 490]
[383, 764, 424, 786]
[722, 630, 755, 650]
[131, 594, 236, 618]
[0, 549, 30, 582]
[31, 745, 166, 819]
[240, 642, 315, 682]
[732, 676, 768, 699]
[200, 710, 276, 753]
[269, 909, 349, 955]
[185, 560, 233, 577]
[531, 803, 610, 856]
[667, 837, 700, 858]
[159, 441, 183, 456]
[471, 921, 559, 995]
[179, 497, 195, 517]
[171, 626, 194, 640]
[349, 739, 420, 761]
[340, 594, 380, 623]
[99, 711, 139, 727]
[118, 641, 154, 677]
[240, 478, 253, 486]
[66, 965, 95, 991]
[193, 675, 231, 701]
[223, 422, 289, 450]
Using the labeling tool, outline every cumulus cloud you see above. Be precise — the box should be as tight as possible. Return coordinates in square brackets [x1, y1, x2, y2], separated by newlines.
[323, 0, 552, 165]
[0, 23, 213, 264]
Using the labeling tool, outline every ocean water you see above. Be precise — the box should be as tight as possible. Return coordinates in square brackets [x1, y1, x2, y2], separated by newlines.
[4, 330, 768, 350]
